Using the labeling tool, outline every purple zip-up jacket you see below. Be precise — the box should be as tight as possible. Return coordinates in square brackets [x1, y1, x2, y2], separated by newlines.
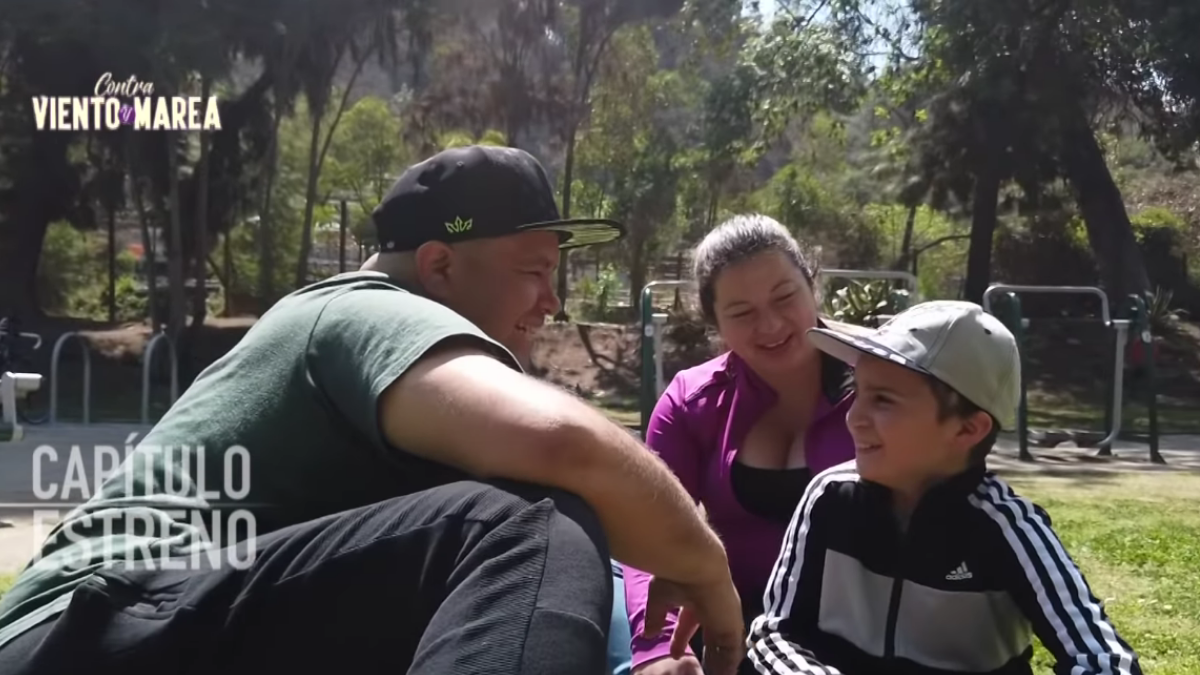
[622, 350, 856, 670]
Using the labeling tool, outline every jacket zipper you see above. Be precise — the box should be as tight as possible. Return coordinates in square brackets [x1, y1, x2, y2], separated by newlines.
[884, 522, 908, 659]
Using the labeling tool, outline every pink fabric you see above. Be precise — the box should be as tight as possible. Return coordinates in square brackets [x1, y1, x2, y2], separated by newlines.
[622, 351, 856, 670]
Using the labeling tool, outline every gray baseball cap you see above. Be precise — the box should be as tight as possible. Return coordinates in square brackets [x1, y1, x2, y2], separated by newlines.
[807, 301, 1021, 429]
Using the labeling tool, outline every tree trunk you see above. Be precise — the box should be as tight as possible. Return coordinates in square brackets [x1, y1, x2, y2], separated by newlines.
[107, 205, 117, 323]
[294, 46, 372, 289]
[189, 77, 212, 350]
[295, 110, 325, 288]
[129, 144, 160, 329]
[895, 203, 918, 270]
[0, 212, 47, 318]
[257, 106, 284, 311]
[166, 133, 187, 340]
[1060, 114, 1150, 300]
[628, 231, 648, 312]
[553, 123, 578, 322]
[963, 168, 1000, 304]
[0, 134, 73, 318]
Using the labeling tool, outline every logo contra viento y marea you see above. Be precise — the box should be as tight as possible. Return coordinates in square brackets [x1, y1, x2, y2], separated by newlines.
[32, 72, 221, 131]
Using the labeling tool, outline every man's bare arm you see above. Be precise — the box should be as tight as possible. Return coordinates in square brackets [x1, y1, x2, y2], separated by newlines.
[378, 343, 727, 586]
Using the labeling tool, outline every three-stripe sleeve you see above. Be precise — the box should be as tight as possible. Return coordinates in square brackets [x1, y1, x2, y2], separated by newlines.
[970, 476, 1142, 675]
[746, 465, 856, 675]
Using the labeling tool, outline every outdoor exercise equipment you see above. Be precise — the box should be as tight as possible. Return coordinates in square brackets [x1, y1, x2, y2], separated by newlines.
[0, 329, 46, 435]
[639, 280, 691, 430]
[0, 372, 41, 442]
[982, 285, 1162, 464]
[50, 332, 92, 425]
[142, 332, 179, 424]
[637, 269, 923, 431]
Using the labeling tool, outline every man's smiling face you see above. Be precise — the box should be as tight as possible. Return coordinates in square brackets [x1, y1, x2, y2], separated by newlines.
[419, 231, 562, 368]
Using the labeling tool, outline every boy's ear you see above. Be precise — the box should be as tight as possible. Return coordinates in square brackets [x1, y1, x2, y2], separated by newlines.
[954, 410, 994, 451]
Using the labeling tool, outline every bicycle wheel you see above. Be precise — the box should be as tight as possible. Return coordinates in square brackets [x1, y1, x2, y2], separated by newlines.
[18, 390, 49, 425]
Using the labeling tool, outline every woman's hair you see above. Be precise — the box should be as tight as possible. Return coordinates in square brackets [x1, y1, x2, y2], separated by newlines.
[693, 214, 817, 322]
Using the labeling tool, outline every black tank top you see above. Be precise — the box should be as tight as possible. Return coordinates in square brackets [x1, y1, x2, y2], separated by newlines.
[730, 461, 814, 523]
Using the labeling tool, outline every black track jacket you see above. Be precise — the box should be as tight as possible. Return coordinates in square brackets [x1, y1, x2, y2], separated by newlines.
[747, 462, 1141, 675]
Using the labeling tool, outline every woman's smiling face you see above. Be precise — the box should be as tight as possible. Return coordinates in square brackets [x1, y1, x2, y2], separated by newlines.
[711, 250, 821, 373]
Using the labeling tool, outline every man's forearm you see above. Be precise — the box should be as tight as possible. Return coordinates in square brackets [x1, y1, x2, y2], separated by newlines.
[378, 348, 726, 585]
[546, 402, 727, 585]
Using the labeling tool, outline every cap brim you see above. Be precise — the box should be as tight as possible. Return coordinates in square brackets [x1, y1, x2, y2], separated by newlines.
[517, 218, 626, 249]
[807, 327, 933, 377]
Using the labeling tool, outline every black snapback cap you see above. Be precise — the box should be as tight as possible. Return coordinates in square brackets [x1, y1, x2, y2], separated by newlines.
[372, 145, 625, 251]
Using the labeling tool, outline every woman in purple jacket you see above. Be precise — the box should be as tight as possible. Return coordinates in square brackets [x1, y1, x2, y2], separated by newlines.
[622, 214, 857, 675]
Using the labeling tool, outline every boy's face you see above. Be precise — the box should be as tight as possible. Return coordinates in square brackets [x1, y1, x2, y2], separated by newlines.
[846, 354, 992, 496]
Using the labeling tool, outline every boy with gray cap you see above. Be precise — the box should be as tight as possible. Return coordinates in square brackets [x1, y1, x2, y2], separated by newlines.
[747, 301, 1141, 675]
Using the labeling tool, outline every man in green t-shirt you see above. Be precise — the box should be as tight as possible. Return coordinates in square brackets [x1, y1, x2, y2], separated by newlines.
[0, 146, 744, 675]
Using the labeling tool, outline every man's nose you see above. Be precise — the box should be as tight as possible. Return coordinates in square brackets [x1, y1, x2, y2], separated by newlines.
[538, 279, 561, 317]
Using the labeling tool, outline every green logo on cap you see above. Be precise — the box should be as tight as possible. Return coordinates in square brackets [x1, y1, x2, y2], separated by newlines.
[446, 216, 472, 234]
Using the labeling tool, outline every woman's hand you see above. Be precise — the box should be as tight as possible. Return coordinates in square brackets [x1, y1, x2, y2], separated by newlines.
[633, 656, 704, 675]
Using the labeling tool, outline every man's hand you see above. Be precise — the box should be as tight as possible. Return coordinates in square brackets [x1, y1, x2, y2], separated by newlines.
[642, 574, 744, 675]
[633, 656, 704, 675]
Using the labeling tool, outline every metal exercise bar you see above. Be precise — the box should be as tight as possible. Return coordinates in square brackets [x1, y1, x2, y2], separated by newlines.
[142, 332, 180, 424]
[982, 284, 1159, 462]
[983, 284, 1110, 324]
[640, 280, 692, 431]
[50, 332, 92, 424]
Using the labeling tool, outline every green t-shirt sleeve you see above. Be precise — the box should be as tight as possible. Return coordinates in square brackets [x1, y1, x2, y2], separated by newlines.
[306, 286, 520, 451]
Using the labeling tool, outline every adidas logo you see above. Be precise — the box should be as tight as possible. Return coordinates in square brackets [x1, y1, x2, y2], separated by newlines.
[945, 562, 973, 580]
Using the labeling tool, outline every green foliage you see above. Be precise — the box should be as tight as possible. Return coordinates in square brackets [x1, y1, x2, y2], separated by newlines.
[326, 95, 410, 246]
[36, 221, 145, 321]
[578, 264, 622, 322]
[573, 23, 693, 300]
[1065, 206, 1188, 256]
[754, 163, 880, 268]
[436, 129, 507, 150]
[822, 279, 910, 326]
[1145, 286, 1188, 334]
[863, 203, 969, 299]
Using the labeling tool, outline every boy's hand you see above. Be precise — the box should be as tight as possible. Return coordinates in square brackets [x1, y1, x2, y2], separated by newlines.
[633, 656, 704, 674]
[642, 574, 744, 675]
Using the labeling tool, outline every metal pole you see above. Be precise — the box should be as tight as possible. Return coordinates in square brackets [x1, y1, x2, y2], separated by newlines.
[652, 313, 669, 397]
[992, 292, 1033, 462]
[50, 333, 91, 425]
[1129, 294, 1163, 464]
[1097, 321, 1129, 454]
[639, 281, 691, 431]
[142, 333, 177, 424]
[339, 199, 348, 274]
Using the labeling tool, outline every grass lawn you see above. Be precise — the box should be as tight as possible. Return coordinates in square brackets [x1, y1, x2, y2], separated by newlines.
[0, 475, 1193, 672]
[1026, 388, 1200, 435]
[1005, 472, 1200, 674]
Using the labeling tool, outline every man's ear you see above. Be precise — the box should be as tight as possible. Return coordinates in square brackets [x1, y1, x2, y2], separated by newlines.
[413, 241, 455, 297]
[955, 410, 994, 451]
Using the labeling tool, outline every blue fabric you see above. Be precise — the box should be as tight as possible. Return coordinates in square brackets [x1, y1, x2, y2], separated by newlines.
[607, 560, 633, 675]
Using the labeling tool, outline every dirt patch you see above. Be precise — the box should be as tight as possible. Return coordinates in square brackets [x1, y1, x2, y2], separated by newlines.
[530, 323, 640, 399]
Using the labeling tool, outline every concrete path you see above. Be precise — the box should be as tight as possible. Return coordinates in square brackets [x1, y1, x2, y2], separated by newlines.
[1, 424, 1197, 574]
[0, 423, 150, 573]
